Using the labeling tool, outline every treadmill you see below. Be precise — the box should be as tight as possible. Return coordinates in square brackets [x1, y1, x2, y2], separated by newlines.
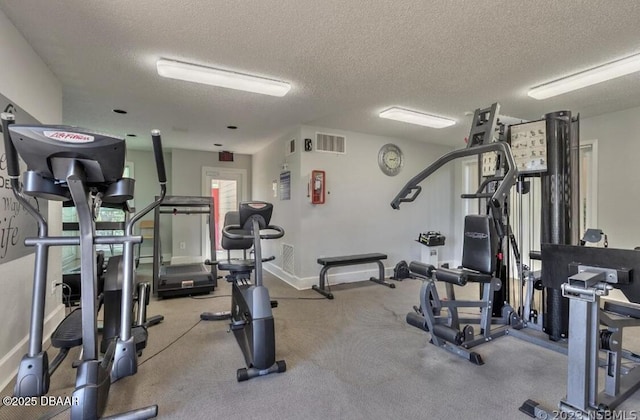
[153, 195, 217, 298]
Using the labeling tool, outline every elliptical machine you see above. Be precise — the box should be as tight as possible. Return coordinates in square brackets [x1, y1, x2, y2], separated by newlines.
[201, 201, 286, 381]
[1, 113, 167, 419]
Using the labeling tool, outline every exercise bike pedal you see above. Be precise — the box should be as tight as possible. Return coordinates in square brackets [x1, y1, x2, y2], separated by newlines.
[229, 320, 247, 331]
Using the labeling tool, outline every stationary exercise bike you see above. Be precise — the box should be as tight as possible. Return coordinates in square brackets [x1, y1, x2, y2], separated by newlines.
[2, 113, 167, 419]
[201, 201, 286, 381]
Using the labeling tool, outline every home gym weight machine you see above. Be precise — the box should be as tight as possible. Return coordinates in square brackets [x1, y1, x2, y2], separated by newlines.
[201, 201, 286, 381]
[2, 113, 167, 419]
[392, 103, 524, 364]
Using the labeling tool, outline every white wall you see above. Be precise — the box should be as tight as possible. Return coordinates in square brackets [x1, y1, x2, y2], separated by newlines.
[581, 106, 640, 250]
[170, 149, 252, 258]
[0, 9, 63, 390]
[253, 125, 454, 289]
[252, 128, 301, 276]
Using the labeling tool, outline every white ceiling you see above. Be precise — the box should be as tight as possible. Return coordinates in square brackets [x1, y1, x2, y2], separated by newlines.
[2, 1, 640, 153]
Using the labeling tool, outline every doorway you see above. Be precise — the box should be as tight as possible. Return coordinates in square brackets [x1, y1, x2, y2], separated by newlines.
[202, 167, 248, 260]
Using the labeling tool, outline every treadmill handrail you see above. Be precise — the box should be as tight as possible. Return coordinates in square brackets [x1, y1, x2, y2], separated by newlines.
[391, 142, 517, 210]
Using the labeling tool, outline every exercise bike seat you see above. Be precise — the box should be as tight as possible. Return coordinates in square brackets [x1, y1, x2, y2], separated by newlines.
[217, 211, 276, 274]
[218, 256, 275, 272]
[218, 259, 255, 272]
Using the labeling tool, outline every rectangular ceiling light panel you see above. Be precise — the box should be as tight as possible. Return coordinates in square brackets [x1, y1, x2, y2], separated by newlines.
[379, 107, 455, 128]
[156, 59, 291, 97]
[528, 53, 640, 100]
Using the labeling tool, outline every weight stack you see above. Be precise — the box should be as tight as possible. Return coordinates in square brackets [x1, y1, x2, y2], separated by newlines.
[540, 111, 579, 341]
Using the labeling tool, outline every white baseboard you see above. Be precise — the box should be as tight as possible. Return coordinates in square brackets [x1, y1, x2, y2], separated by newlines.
[264, 262, 393, 290]
[0, 304, 66, 392]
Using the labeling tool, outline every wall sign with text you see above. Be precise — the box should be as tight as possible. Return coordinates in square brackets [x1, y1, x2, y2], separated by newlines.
[0, 97, 48, 265]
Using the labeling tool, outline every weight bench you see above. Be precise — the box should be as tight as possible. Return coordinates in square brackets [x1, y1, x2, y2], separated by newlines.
[312, 253, 393, 299]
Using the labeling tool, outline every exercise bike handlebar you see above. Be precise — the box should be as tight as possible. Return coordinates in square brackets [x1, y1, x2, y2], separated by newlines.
[391, 142, 517, 210]
[222, 224, 285, 240]
[1, 113, 20, 178]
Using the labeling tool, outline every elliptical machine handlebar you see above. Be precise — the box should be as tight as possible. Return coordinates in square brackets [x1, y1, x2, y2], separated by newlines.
[124, 130, 167, 235]
[1, 112, 20, 179]
[222, 224, 285, 240]
[151, 129, 167, 184]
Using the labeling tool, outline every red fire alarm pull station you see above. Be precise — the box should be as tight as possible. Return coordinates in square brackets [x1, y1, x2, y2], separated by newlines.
[310, 170, 325, 204]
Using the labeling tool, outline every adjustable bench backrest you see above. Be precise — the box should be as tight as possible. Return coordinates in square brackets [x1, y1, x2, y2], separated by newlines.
[461, 214, 498, 275]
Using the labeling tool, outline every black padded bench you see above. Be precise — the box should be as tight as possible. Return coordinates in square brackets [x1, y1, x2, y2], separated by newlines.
[312, 253, 393, 299]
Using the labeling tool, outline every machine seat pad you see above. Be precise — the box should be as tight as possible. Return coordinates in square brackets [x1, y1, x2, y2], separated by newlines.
[463, 269, 494, 283]
[217, 259, 255, 272]
[435, 268, 493, 286]
[435, 267, 468, 286]
[409, 261, 435, 278]
[317, 253, 387, 266]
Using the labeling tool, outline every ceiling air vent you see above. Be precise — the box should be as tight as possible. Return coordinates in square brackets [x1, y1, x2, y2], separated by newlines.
[316, 132, 346, 154]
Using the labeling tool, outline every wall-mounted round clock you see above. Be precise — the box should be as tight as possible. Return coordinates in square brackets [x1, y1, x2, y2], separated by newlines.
[378, 143, 404, 176]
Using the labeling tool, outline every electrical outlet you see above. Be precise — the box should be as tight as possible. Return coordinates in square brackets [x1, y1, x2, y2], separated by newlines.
[179, 241, 186, 250]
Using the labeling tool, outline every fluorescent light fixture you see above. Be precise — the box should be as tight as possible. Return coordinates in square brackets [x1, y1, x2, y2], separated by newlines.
[528, 53, 640, 100]
[379, 107, 456, 128]
[156, 58, 291, 97]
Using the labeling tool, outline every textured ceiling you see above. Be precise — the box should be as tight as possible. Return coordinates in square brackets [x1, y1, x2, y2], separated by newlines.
[1, 1, 640, 153]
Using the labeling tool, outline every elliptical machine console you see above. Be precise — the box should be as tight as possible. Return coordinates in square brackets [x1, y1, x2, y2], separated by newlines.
[202, 201, 286, 381]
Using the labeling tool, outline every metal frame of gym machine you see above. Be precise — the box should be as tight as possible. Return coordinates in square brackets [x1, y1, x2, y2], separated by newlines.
[152, 195, 217, 298]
